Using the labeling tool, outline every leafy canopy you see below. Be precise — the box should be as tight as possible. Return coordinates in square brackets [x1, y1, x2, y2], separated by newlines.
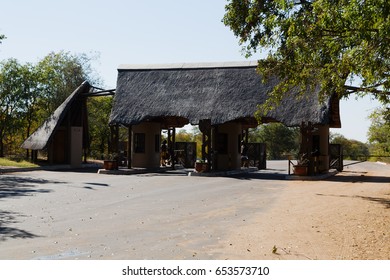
[249, 123, 299, 159]
[368, 107, 390, 158]
[223, 0, 390, 110]
[330, 133, 369, 160]
[37, 51, 101, 114]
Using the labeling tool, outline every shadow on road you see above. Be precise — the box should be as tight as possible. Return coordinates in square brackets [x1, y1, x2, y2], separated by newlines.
[229, 171, 287, 181]
[0, 176, 57, 242]
[0, 211, 41, 241]
[316, 193, 390, 209]
[0, 176, 54, 199]
[361, 195, 390, 209]
[326, 172, 390, 184]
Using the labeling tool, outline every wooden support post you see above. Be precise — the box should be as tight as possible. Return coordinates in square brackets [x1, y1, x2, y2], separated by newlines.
[171, 127, 176, 170]
[300, 122, 314, 175]
[241, 128, 248, 143]
[167, 128, 171, 151]
[66, 113, 71, 164]
[82, 96, 89, 164]
[110, 124, 120, 162]
[199, 119, 211, 171]
[167, 127, 176, 169]
[202, 132, 206, 160]
[211, 126, 217, 171]
[167, 128, 171, 165]
[127, 125, 132, 169]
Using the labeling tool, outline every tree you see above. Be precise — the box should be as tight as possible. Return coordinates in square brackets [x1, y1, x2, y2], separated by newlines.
[17, 62, 42, 158]
[36, 51, 101, 118]
[0, 59, 27, 157]
[249, 123, 299, 159]
[223, 0, 390, 112]
[174, 127, 202, 159]
[330, 133, 370, 160]
[367, 108, 390, 161]
[88, 96, 113, 159]
[175, 129, 193, 142]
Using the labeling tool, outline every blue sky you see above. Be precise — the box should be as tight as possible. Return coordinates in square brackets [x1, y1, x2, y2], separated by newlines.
[0, 0, 381, 142]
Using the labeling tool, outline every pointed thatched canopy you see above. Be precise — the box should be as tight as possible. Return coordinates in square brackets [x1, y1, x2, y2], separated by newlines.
[109, 62, 341, 128]
[21, 81, 91, 150]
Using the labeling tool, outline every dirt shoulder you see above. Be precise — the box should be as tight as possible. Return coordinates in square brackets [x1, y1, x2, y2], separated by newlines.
[214, 162, 390, 260]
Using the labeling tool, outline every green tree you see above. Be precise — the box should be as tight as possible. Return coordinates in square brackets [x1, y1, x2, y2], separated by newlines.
[0, 59, 27, 157]
[88, 96, 113, 159]
[223, 0, 390, 112]
[176, 129, 197, 142]
[249, 123, 299, 159]
[174, 127, 202, 159]
[330, 133, 370, 160]
[367, 108, 390, 161]
[36, 51, 101, 118]
[19, 63, 40, 139]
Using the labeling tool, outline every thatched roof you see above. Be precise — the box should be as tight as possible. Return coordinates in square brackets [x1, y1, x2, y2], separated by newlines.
[110, 62, 341, 128]
[21, 81, 91, 150]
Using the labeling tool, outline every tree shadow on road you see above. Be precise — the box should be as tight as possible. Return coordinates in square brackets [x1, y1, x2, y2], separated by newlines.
[316, 193, 390, 209]
[0, 176, 54, 199]
[0, 176, 56, 241]
[326, 172, 390, 184]
[359, 195, 390, 209]
[0, 211, 41, 241]
[229, 171, 287, 181]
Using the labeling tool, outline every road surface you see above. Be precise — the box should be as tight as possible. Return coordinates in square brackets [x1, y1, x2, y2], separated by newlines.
[0, 161, 388, 259]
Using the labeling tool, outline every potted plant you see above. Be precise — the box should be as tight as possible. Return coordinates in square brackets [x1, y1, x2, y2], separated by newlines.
[103, 153, 118, 170]
[293, 153, 309, 176]
[195, 159, 209, 173]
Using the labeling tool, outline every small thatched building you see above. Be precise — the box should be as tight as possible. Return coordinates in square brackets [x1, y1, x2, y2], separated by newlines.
[110, 62, 341, 171]
[21, 81, 91, 167]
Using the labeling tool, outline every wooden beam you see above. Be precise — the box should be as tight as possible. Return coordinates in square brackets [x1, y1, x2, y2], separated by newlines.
[127, 126, 132, 169]
[83, 89, 116, 97]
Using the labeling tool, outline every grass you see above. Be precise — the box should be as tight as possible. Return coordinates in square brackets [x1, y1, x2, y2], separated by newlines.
[0, 157, 39, 168]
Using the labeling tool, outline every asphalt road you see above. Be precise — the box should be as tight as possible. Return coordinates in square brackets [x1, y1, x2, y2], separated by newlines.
[0, 163, 290, 259]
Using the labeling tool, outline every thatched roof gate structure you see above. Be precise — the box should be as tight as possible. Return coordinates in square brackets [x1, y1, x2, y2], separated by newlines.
[110, 62, 341, 172]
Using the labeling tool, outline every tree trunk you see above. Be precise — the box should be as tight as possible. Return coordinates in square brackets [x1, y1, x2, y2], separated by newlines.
[0, 140, 4, 158]
[25, 122, 32, 159]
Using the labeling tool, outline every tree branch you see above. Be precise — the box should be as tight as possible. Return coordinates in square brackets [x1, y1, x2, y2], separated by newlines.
[344, 85, 390, 95]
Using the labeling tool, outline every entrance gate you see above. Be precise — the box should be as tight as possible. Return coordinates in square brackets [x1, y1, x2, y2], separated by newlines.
[329, 144, 343, 171]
